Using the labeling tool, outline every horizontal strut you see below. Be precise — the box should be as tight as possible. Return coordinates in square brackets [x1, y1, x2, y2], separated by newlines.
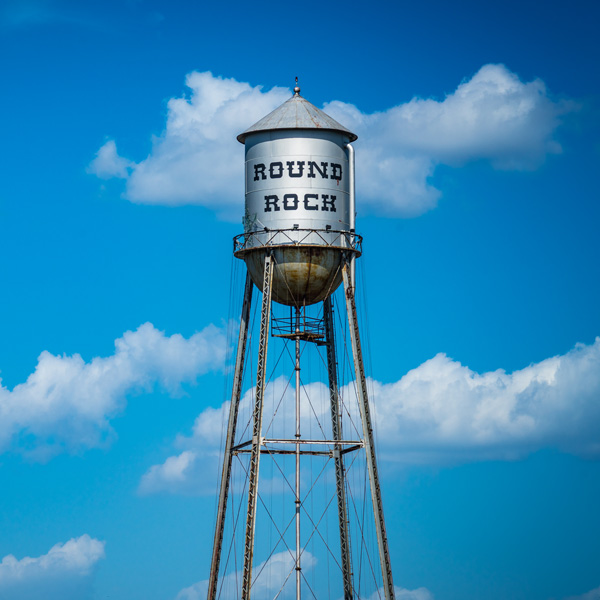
[232, 438, 364, 452]
[234, 448, 336, 457]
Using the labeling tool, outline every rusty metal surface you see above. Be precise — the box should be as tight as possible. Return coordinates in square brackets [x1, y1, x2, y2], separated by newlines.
[237, 93, 357, 143]
[242, 245, 346, 306]
[235, 228, 361, 307]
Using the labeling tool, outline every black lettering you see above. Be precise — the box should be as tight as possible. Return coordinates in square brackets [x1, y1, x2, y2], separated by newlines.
[283, 194, 299, 210]
[307, 161, 328, 179]
[303, 193, 318, 211]
[321, 194, 336, 212]
[331, 163, 343, 181]
[253, 163, 266, 181]
[264, 195, 280, 212]
[269, 162, 283, 178]
[286, 161, 305, 178]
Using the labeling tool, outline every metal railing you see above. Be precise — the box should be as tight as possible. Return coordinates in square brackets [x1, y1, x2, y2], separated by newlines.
[233, 227, 362, 254]
[271, 313, 325, 339]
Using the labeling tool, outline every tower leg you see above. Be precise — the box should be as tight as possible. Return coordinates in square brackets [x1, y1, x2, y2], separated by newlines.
[241, 255, 274, 600]
[324, 296, 354, 600]
[342, 260, 395, 600]
[207, 272, 253, 600]
[294, 308, 302, 600]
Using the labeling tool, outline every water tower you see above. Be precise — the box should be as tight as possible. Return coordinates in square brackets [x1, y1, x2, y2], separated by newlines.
[207, 82, 395, 600]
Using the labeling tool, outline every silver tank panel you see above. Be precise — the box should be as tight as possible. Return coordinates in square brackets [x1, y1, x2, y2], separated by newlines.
[244, 130, 350, 245]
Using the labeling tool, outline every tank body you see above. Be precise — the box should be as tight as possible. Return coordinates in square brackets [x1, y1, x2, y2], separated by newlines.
[236, 93, 358, 307]
[244, 130, 351, 240]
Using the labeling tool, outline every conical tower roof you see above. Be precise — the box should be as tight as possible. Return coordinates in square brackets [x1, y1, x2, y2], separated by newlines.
[237, 88, 358, 143]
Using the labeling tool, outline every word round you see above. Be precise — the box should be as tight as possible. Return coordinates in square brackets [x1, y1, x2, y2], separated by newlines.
[253, 161, 343, 182]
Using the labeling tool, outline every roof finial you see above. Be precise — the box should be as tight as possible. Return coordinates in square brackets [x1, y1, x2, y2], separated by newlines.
[294, 76, 301, 96]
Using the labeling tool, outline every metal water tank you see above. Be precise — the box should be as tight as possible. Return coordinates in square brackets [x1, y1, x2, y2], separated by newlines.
[235, 84, 360, 306]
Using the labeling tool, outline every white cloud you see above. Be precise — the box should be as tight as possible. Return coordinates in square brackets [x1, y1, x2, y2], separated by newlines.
[114, 72, 288, 216]
[367, 587, 434, 600]
[138, 449, 219, 496]
[394, 588, 435, 600]
[175, 550, 316, 600]
[138, 389, 237, 495]
[0, 322, 226, 460]
[87, 139, 133, 179]
[139, 376, 331, 495]
[143, 336, 600, 495]
[325, 63, 573, 215]
[370, 336, 600, 463]
[564, 585, 600, 600]
[89, 66, 574, 218]
[0, 535, 105, 600]
[174, 551, 431, 600]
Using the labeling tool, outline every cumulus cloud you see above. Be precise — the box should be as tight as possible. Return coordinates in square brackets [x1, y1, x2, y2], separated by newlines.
[174, 551, 431, 600]
[89, 66, 574, 218]
[0, 322, 226, 459]
[106, 72, 288, 216]
[143, 336, 600, 495]
[367, 587, 434, 600]
[87, 139, 133, 179]
[139, 376, 331, 495]
[139, 385, 239, 495]
[370, 336, 600, 463]
[139, 449, 214, 495]
[175, 550, 317, 600]
[0, 534, 105, 600]
[394, 588, 435, 600]
[326, 63, 574, 215]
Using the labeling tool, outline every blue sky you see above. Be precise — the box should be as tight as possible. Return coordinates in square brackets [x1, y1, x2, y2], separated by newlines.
[0, 0, 599, 599]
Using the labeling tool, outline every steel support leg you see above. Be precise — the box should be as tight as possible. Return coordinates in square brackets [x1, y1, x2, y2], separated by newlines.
[207, 272, 253, 600]
[294, 308, 302, 600]
[324, 296, 354, 600]
[342, 261, 395, 600]
[241, 255, 274, 600]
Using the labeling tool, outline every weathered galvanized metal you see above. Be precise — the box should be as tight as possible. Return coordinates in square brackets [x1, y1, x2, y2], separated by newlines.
[243, 245, 344, 306]
[242, 130, 353, 247]
[208, 84, 396, 600]
[237, 91, 358, 143]
[237, 87, 358, 306]
[234, 228, 361, 306]
[342, 261, 396, 600]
